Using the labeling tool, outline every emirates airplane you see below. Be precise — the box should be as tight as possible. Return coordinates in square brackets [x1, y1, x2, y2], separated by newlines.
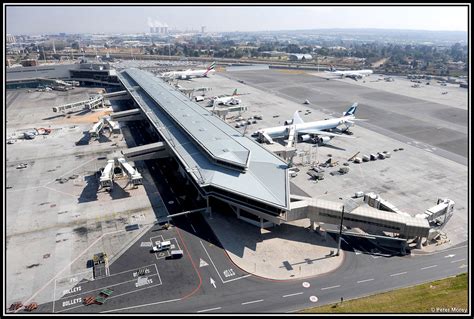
[325, 65, 373, 80]
[161, 61, 216, 80]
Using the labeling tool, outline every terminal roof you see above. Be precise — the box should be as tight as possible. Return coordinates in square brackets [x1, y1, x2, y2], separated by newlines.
[118, 69, 290, 211]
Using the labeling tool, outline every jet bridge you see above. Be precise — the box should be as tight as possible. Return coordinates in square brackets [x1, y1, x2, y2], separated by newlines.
[99, 160, 115, 189]
[102, 116, 120, 134]
[117, 157, 142, 186]
[53, 95, 104, 112]
[109, 109, 143, 122]
[121, 142, 169, 161]
[89, 119, 104, 138]
[102, 90, 130, 101]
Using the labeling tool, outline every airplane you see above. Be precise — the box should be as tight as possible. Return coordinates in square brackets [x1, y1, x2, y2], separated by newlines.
[325, 65, 373, 81]
[252, 103, 362, 147]
[161, 61, 216, 80]
[207, 89, 242, 107]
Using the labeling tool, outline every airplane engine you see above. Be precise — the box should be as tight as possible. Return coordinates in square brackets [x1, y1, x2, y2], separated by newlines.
[316, 136, 331, 144]
[299, 134, 311, 142]
[179, 75, 187, 80]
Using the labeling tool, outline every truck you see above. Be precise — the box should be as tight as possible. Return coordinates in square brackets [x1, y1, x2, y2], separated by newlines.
[152, 240, 171, 252]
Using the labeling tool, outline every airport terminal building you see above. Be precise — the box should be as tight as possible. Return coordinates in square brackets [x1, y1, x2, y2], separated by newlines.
[117, 68, 291, 226]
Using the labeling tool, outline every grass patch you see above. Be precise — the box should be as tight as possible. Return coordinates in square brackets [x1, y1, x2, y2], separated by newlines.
[301, 273, 468, 313]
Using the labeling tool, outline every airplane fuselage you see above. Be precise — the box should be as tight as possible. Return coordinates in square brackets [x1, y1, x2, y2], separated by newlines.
[163, 69, 215, 79]
[257, 116, 353, 138]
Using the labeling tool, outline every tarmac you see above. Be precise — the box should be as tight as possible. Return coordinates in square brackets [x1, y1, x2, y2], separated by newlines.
[182, 68, 468, 264]
[205, 212, 344, 280]
[6, 88, 163, 306]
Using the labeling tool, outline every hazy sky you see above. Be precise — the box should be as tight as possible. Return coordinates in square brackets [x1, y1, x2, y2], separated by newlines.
[6, 5, 469, 35]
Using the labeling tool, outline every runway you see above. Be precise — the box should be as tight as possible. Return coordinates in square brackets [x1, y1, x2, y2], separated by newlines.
[222, 70, 468, 165]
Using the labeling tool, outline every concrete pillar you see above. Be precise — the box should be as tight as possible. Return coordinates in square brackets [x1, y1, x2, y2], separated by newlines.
[416, 236, 422, 249]
[309, 219, 315, 232]
[260, 217, 264, 229]
[206, 197, 212, 219]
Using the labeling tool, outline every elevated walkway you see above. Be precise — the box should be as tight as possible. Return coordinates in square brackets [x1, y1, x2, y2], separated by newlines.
[287, 195, 430, 239]
[110, 109, 143, 122]
[121, 142, 169, 161]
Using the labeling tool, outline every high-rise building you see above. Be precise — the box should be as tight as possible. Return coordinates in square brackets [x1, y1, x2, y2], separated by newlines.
[201, 26, 206, 34]
[6, 34, 16, 43]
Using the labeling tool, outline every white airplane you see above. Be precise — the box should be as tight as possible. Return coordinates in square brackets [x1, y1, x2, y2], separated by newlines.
[253, 103, 361, 147]
[207, 89, 242, 107]
[325, 65, 373, 81]
[161, 61, 216, 80]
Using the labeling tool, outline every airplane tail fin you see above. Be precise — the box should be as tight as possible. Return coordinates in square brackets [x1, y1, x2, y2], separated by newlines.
[207, 61, 216, 70]
[232, 89, 238, 96]
[292, 111, 304, 124]
[204, 62, 216, 76]
[343, 103, 358, 116]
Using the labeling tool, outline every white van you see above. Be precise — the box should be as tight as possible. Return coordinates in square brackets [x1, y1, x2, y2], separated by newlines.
[170, 250, 183, 259]
[153, 240, 171, 252]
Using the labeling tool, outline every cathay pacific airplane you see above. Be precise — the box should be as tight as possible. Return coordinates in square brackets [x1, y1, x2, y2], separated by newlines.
[253, 103, 361, 147]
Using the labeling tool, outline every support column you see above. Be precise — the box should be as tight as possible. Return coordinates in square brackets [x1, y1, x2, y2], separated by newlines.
[415, 236, 422, 249]
[206, 196, 212, 219]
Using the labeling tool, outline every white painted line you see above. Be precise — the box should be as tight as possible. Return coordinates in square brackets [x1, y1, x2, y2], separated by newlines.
[197, 307, 222, 313]
[101, 298, 181, 313]
[190, 224, 196, 233]
[200, 240, 225, 283]
[59, 273, 161, 300]
[241, 299, 264, 305]
[26, 229, 126, 313]
[421, 265, 438, 270]
[390, 272, 407, 277]
[302, 282, 310, 288]
[221, 274, 252, 283]
[57, 283, 164, 313]
[200, 240, 251, 284]
[283, 292, 304, 298]
[321, 285, 340, 290]
[357, 278, 374, 283]
[451, 259, 465, 263]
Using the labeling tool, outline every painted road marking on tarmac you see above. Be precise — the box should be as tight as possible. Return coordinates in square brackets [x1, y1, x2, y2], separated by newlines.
[451, 259, 465, 263]
[200, 240, 252, 284]
[420, 265, 438, 270]
[241, 299, 264, 305]
[309, 296, 319, 302]
[197, 307, 222, 313]
[390, 272, 407, 277]
[101, 298, 181, 313]
[321, 285, 340, 290]
[199, 258, 209, 267]
[283, 292, 304, 298]
[357, 278, 374, 283]
[302, 282, 310, 288]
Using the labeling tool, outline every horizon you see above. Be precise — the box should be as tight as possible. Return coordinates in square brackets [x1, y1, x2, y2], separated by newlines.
[5, 5, 469, 35]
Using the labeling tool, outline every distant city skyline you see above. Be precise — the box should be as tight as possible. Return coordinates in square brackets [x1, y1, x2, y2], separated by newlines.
[6, 5, 469, 35]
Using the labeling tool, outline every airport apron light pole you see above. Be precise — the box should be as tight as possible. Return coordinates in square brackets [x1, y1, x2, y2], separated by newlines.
[336, 205, 345, 256]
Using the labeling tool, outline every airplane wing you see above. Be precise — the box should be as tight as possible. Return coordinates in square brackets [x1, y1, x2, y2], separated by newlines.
[298, 129, 355, 138]
[261, 132, 274, 144]
[292, 111, 305, 124]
